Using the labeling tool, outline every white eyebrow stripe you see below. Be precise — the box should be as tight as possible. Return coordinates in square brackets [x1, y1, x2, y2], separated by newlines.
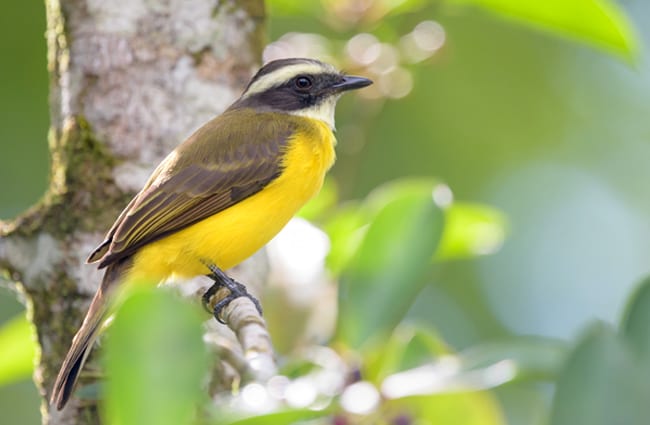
[242, 62, 337, 98]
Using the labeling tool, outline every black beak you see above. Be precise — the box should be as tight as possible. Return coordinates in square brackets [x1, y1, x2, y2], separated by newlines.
[332, 75, 373, 92]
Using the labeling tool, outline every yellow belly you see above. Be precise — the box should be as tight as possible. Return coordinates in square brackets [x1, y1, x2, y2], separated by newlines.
[127, 119, 336, 282]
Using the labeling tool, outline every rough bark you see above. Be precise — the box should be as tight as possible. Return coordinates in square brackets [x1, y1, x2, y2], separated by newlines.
[0, 0, 270, 424]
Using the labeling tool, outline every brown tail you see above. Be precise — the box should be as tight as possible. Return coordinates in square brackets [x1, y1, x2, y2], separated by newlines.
[50, 259, 131, 410]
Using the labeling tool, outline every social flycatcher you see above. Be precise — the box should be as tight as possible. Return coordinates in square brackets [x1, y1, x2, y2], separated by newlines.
[51, 58, 372, 409]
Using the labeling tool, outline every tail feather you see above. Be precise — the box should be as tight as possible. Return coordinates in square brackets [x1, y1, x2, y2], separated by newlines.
[50, 259, 131, 410]
[51, 317, 103, 410]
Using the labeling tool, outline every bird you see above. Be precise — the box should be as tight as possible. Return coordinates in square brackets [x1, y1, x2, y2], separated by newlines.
[50, 57, 372, 410]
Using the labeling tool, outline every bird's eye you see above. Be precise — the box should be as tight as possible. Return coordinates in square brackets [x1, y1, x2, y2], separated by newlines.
[294, 76, 313, 90]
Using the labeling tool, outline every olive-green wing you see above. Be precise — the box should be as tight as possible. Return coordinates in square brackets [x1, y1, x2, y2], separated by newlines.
[89, 110, 294, 268]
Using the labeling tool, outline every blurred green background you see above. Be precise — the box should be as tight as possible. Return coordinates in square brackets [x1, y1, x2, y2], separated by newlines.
[1, 0, 649, 424]
[0, 1, 47, 424]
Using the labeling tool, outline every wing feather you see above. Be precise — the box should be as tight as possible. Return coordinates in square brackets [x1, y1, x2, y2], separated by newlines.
[90, 110, 295, 268]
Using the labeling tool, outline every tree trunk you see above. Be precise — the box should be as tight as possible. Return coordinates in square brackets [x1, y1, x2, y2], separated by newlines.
[0, 0, 266, 423]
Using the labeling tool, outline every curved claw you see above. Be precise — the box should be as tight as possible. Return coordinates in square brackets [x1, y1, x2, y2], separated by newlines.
[202, 262, 263, 324]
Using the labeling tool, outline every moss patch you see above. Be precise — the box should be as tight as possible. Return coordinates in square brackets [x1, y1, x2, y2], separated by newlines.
[3, 116, 131, 240]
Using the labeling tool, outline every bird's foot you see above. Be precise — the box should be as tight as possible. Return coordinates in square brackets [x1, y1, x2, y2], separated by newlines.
[202, 263, 263, 324]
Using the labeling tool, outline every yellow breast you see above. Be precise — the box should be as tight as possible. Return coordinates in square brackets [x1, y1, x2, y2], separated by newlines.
[128, 118, 336, 282]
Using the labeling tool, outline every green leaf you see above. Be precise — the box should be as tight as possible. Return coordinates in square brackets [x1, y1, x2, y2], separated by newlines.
[220, 408, 331, 425]
[104, 288, 209, 425]
[377, 0, 429, 17]
[621, 276, 650, 358]
[266, 0, 325, 16]
[386, 392, 505, 425]
[364, 325, 450, 384]
[459, 336, 566, 382]
[0, 313, 36, 386]
[407, 326, 451, 360]
[435, 202, 507, 261]
[550, 323, 650, 425]
[447, 0, 638, 60]
[336, 179, 445, 347]
[323, 202, 368, 275]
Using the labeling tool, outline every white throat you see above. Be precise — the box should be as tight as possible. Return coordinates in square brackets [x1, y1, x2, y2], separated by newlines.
[289, 95, 340, 130]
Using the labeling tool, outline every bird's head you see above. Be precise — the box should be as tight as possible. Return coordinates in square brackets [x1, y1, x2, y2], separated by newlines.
[230, 58, 372, 129]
